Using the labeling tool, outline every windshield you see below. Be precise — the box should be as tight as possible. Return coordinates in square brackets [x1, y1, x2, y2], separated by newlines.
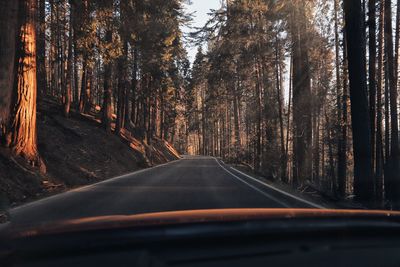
[0, 0, 399, 227]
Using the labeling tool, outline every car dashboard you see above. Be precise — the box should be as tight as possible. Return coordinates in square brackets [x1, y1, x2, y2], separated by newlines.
[2, 217, 400, 267]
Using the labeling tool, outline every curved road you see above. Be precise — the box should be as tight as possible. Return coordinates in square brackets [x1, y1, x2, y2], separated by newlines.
[9, 156, 323, 226]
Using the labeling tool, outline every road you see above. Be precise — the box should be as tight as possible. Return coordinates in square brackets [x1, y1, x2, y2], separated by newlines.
[9, 156, 324, 226]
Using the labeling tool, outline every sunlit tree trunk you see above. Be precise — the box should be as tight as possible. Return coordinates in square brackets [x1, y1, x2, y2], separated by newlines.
[7, 0, 45, 172]
[64, 0, 73, 118]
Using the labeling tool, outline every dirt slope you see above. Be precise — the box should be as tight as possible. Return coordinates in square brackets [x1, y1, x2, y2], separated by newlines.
[0, 100, 180, 207]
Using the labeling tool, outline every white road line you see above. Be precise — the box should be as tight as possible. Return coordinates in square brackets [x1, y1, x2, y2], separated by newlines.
[215, 159, 291, 208]
[216, 159, 325, 209]
[12, 159, 182, 211]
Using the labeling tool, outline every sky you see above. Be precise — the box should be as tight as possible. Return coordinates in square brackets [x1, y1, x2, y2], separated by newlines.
[182, 0, 222, 63]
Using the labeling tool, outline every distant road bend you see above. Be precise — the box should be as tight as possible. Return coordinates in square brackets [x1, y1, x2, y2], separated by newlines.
[10, 156, 324, 225]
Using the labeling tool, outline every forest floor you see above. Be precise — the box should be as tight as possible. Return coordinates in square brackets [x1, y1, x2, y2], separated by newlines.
[0, 99, 180, 209]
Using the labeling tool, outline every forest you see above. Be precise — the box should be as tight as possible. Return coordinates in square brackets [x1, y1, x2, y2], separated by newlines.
[0, 0, 399, 209]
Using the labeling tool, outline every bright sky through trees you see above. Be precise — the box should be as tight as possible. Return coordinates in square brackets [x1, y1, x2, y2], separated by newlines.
[182, 0, 222, 62]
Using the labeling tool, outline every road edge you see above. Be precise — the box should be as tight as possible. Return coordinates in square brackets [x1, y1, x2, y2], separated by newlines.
[215, 158, 325, 209]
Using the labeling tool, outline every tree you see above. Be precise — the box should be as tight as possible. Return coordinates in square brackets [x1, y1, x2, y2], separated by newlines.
[343, 0, 374, 204]
[37, 0, 46, 97]
[375, 0, 385, 204]
[383, 0, 400, 207]
[99, 0, 115, 133]
[7, 0, 45, 171]
[0, 1, 19, 132]
[368, 0, 377, 177]
[335, 0, 347, 197]
[290, 2, 312, 187]
[64, 0, 74, 118]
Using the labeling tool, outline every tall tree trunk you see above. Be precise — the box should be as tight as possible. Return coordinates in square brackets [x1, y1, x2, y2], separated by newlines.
[102, 31, 113, 133]
[275, 37, 287, 181]
[394, 0, 400, 83]
[339, 35, 349, 197]
[117, 0, 130, 134]
[286, 54, 293, 183]
[384, 60, 390, 162]
[73, 52, 79, 105]
[64, 0, 73, 118]
[376, 0, 385, 205]
[384, 0, 400, 207]
[291, 5, 312, 187]
[116, 37, 128, 134]
[343, 0, 374, 204]
[7, 0, 45, 172]
[336, 0, 347, 197]
[0, 1, 19, 130]
[79, 59, 91, 114]
[233, 81, 241, 156]
[49, 0, 56, 96]
[72, 0, 80, 106]
[254, 59, 262, 172]
[37, 0, 46, 97]
[116, 54, 126, 134]
[368, 0, 377, 177]
[131, 46, 138, 126]
[202, 88, 206, 155]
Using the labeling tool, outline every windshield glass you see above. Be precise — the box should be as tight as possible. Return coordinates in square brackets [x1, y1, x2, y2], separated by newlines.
[0, 0, 399, 227]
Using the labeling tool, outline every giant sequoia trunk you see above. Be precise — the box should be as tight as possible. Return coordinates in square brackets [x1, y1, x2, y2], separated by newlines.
[0, 1, 19, 131]
[7, 0, 45, 171]
[343, 0, 374, 204]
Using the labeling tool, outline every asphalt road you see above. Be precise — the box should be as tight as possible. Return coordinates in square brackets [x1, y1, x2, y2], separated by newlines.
[9, 156, 324, 226]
